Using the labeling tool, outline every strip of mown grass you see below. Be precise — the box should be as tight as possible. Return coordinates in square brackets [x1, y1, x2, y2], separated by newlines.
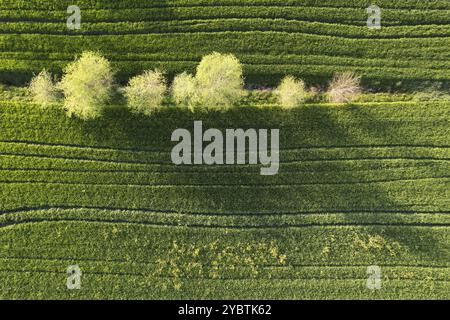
[0, 100, 449, 299]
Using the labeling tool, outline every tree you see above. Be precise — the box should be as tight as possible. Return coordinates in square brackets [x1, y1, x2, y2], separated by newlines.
[60, 51, 114, 120]
[171, 72, 197, 111]
[29, 69, 59, 108]
[274, 76, 307, 108]
[194, 52, 245, 109]
[124, 69, 167, 116]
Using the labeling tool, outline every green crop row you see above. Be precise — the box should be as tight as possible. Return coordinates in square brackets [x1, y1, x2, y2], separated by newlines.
[1, 6, 449, 26]
[2, 257, 448, 286]
[0, 217, 449, 267]
[1, 101, 450, 147]
[2, 208, 450, 231]
[2, 274, 448, 299]
[2, 0, 450, 10]
[0, 31, 449, 86]
[1, 0, 449, 88]
[1, 101, 449, 148]
[3, 51, 450, 71]
[2, 19, 450, 38]
[0, 220, 448, 299]
[1, 140, 450, 164]
[1, 221, 448, 270]
[2, 154, 448, 178]
[1, 178, 449, 213]
[0, 156, 448, 187]
[2, 272, 449, 299]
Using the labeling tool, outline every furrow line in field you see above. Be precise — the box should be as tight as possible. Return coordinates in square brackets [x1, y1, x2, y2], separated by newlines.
[3, 58, 450, 73]
[5, 2, 450, 11]
[1, 217, 450, 230]
[1, 176, 449, 187]
[2, 256, 449, 269]
[2, 206, 449, 217]
[3, 28, 450, 40]
[1, 268, 449, 283]
[2, 152, 450, 167]
[1, 140, 450, 153]
[3, 51, 450, 67]
[0, 163, 443, 174]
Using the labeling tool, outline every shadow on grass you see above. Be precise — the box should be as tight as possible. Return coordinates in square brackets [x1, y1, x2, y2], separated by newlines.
[22, 101, 449, 263]
[136, 104, 449, 263]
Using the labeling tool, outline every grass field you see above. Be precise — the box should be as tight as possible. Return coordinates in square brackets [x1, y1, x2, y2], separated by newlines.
[1, 0, 450, 88]
[0, 0, 450, 300]
[0, 99, 449, 299]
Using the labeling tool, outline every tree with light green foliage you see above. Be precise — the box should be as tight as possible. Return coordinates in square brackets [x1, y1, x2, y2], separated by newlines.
[193, 52, 245, 110]
[60, 51, 114, 120]
[274, 76, 307, 108]
[171, 72, 197, 111]
[124, 69, 167, 116]
[29, 69, 59, 108]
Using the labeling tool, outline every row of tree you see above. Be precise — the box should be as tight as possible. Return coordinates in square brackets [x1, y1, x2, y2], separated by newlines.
[29, 51, 362, 120]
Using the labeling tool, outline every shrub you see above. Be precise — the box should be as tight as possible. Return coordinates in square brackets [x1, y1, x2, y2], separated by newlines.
[327, 72, 362, 103]
[60, 51, 114, 120]
[274, 76, 307, 108]
[194, 52, 245, 109]
[171, 72, 197, 111]
[124, 69, 167, 116]
[29, 69, 59, 108]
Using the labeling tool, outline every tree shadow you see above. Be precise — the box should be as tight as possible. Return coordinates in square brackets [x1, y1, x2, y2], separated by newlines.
[145, 104, 450, 263]
[27, 101, 449, 266]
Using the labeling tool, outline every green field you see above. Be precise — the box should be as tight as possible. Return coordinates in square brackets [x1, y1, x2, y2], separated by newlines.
[0, 99, 449, 299]
[1, 0, 450, 88]
[1, 0, 450, 300]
